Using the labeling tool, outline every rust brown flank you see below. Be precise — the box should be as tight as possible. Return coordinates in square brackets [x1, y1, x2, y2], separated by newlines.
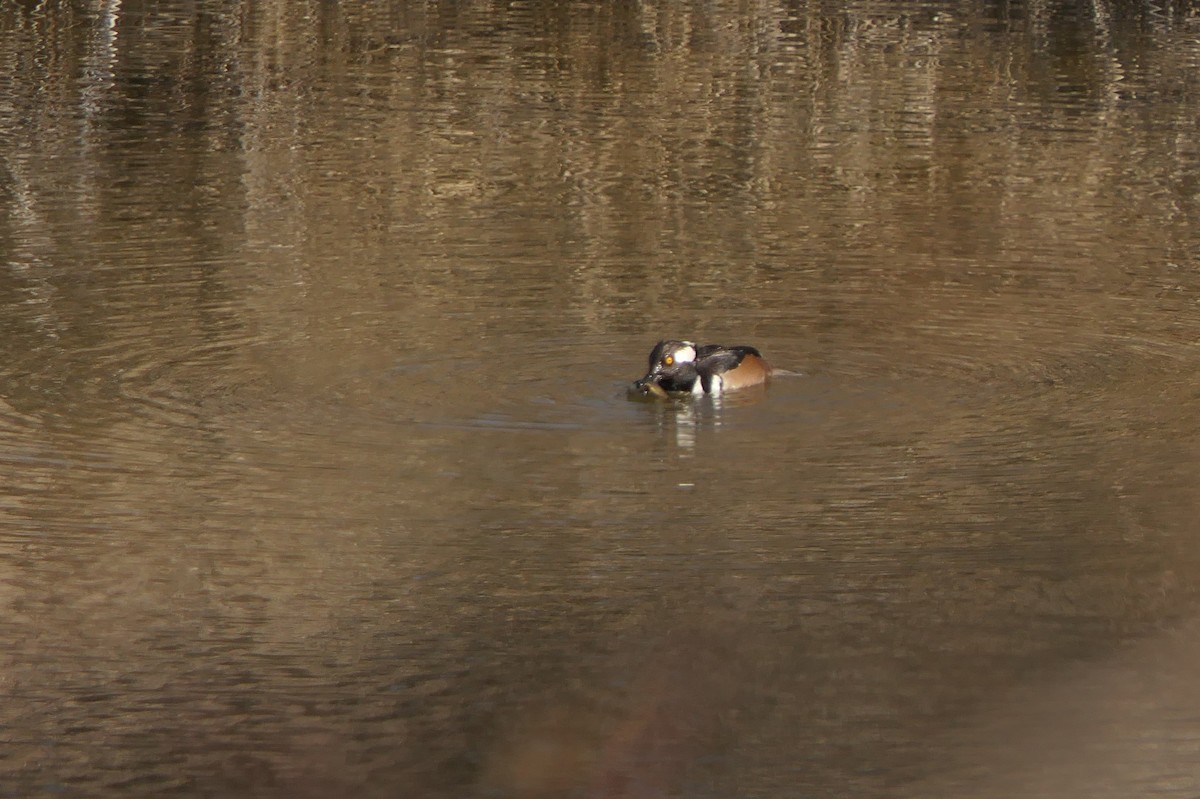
[719, 354, 772, 390]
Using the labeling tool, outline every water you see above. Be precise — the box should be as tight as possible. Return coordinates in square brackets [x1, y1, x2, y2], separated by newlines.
[3, 1, 1200, 796]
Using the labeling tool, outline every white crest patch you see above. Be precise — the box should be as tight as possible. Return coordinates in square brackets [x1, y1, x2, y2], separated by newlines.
[673, 343, 697, 363]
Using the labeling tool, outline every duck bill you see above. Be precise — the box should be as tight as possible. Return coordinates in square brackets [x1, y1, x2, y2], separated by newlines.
[632, 378, 670, 398]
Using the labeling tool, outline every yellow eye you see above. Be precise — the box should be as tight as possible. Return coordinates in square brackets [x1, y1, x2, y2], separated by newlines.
[664, 356, 674, 366]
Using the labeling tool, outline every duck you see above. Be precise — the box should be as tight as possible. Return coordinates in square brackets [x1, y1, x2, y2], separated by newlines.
[631, 339, 773, 397]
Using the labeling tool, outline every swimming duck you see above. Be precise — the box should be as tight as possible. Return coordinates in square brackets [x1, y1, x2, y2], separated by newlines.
[631, 339, 773, 397]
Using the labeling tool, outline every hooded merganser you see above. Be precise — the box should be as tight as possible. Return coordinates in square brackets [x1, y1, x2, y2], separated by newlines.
[631, 339, 773, 398]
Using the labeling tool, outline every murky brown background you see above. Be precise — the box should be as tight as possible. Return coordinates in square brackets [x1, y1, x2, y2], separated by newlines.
[3, 1, 1200, 797]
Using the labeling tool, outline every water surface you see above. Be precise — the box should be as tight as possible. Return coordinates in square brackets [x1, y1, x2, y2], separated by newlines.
[3, 2, 1200, 797]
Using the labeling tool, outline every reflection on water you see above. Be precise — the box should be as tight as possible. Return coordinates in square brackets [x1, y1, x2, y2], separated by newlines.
[3, 1, 1200, 796]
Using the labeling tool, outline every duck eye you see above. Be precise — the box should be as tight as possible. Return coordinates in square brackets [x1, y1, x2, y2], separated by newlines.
[664, 356, 674, 366]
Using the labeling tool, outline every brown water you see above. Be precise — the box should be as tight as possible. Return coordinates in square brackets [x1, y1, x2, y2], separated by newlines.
[3, 2, 1200, 797]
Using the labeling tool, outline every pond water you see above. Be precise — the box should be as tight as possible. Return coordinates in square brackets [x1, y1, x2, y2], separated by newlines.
[3, 1, 1200, 797]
